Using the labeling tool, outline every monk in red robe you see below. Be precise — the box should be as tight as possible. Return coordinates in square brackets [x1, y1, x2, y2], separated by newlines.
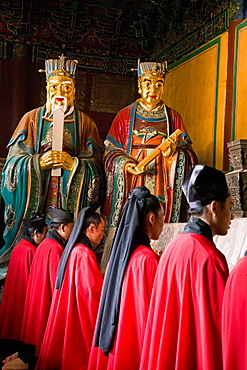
[222, 253, 247, 370]
[90, 186, 164, 370]
[36, 207, 105, 370]
[140, 164, 233, 370]
[0, 214, 47, 356]
[18, 208, 74, 367]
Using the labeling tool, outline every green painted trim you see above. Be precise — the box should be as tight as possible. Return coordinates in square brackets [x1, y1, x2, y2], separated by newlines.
[33, 47, 136, 74]
[153, 10, 228, 62]
[168, 37, 221, 70]
[214, 38, 221, 168]
[167, 37, 221, 167]
[231, 19, 247, 141]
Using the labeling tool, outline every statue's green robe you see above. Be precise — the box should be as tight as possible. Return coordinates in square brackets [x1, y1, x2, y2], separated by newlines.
[0, 106, 104, 278]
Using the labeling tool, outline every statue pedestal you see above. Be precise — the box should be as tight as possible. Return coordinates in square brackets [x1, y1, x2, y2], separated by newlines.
[153, 218, 247, 271]
[152, 141, 247, 270]
[226, 139, 247, 217]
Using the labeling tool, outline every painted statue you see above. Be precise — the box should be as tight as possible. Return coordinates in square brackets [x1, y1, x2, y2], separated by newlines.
[0, 55, 104, 279]
[103, 60, 197, 228]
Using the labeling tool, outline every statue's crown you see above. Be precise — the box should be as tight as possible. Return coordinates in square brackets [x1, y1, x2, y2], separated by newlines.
[39, 54, 78, 80]
[138, 60, 167, 78]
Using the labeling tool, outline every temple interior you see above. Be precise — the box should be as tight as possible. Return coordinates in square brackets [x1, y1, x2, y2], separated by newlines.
[0, 1, 247, 369]
[0, 1, 246, 250]
[0, 0, 244, 168]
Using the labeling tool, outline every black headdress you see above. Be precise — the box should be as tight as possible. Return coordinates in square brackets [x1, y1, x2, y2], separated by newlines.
[48, 208, 74, 224]
[23, 213, 46, 232]
[182, 164, 230, 213]
[94, 186, 152, 353]
[56, 207, 91, 290]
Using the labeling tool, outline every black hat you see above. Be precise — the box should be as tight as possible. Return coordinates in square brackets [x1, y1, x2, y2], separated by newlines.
[48, 208, 74, 223]
[23, 213, 46, 231]
[182, 164, 230, 213]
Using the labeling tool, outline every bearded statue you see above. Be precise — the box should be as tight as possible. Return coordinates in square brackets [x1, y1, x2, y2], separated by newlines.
[0, 55, 104, 278]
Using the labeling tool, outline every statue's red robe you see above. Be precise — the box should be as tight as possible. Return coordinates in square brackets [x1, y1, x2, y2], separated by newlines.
[103, 102, 197, 226]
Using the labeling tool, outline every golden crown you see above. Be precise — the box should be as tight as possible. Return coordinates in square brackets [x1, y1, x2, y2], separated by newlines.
[39, 54, 78, 80]
[137, 60, 167, 78]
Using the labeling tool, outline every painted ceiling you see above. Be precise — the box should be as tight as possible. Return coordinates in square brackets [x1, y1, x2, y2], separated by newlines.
[0, 1, 241, 64]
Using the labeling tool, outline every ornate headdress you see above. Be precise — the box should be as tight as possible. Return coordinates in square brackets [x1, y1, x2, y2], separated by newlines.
[39, 54, 78, 80]
[137, 59, 167, 79]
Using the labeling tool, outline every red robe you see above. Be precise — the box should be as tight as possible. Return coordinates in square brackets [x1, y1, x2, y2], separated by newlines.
[140, 233, 229, 370]
[88, 245, 159, 370]
[36, 243, 103, 370]
[222, 255, 247, 370]
[104, 102, 197, 226]
[21, 237, 65, 356]
[0, 238, 37, 341]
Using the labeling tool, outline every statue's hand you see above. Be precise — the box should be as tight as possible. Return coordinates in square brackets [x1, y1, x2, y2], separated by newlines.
[127, 162, 144, 175]
[39, 150, 74, 171]
[161, 136, 177, 158]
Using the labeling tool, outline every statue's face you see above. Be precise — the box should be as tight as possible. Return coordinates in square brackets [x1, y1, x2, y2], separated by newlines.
[138, 74, 165, 108]
[46, 75, 75, 113]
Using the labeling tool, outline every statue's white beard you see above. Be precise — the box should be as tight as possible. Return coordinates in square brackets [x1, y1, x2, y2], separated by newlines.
[44, 96, 74, 119]
[52, 95, 68, 113]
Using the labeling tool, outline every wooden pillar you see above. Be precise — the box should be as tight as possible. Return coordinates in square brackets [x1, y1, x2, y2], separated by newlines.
[223, 19, 242, 171]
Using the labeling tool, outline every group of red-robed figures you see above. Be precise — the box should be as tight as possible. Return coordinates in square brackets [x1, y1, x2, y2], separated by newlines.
[0, 58, 244, 370]
[0, 164, 245, 370]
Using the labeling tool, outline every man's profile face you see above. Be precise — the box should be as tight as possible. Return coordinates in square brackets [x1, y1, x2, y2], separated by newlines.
[92, 220, 105, 245]
[138, 74, 165, 108]
[46, 75, 75, 114]
[150, 206, 165, 240]
[215, 196, 233, 236]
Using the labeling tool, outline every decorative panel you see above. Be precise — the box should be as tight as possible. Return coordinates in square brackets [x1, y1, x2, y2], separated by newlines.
[75, 70, 86, 111]
[90, 73, 135, 114]
[232, 19, 247, 141]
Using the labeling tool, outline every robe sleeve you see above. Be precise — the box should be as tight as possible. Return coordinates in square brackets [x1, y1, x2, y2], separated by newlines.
[77, 111, 103, 162]
[59, 248, 103, 369]
[7, 108, 40, 157]
[140, 236, 228, 370]
[105, 105, 133, 153]
[222, 257, 247, 370]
